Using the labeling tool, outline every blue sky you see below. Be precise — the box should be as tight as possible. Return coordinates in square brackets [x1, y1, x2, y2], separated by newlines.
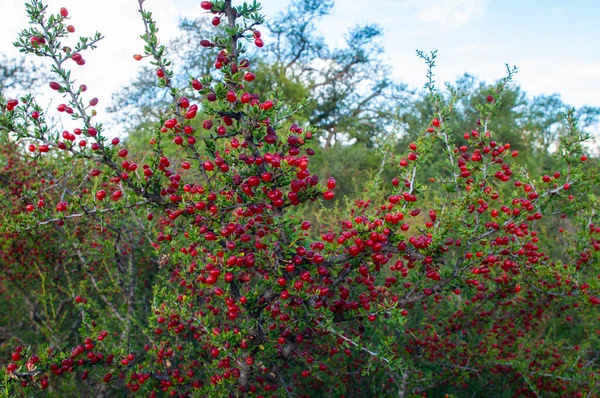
[1, 0, 599, 124]
[259, 0, 600, 108]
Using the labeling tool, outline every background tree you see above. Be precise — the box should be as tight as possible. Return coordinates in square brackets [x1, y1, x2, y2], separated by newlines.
[0, 0, 599, 397]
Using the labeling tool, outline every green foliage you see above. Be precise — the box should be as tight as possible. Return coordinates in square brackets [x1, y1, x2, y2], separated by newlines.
[0, 0, 599, 397]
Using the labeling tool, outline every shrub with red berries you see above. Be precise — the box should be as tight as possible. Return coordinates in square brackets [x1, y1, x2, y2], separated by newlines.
[0, 0, 599, 397]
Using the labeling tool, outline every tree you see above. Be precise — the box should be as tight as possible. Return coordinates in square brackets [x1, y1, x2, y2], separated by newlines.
[0, 54, 48, 96]
[1, 1, 599, 397]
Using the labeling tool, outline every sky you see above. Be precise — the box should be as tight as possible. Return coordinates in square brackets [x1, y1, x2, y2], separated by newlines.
[1, 0, 599, 132]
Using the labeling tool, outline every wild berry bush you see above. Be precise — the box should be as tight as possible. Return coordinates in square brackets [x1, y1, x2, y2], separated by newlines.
[1, 1, 599, 397]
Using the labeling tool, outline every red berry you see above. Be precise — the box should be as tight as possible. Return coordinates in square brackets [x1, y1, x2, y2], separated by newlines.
[262, 100, 273, 110]
[432, 118, 440, 127]
[203, 161, 214, 171]
[49, 82, 61, 90]
[200, 1, 212, 10]
[60, 7, 68, 17]
[327, 177, 336, 189]
[244, 72, 255, 82]
[212, 17, 220, 26]
[192, 79, 202, 90]
[226, 90, 237, 103]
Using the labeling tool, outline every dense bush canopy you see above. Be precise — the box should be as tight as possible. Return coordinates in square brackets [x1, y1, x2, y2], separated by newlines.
[1, 1, 599, 397]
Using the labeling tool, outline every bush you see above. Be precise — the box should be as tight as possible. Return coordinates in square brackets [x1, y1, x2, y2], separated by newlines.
[1, 1, 599, 397]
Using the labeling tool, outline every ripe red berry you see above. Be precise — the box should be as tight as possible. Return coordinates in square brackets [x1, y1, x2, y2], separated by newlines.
[255, 38, 264, 48]
[226, 90, 237, 103]
[212, 17, 220, 26]
[192, 79, 202, 90]
[49, 82, 61, 90]
[323, 190, 334, 200]
[203, 161, 214, 171]
[327, 177, 336, 189]
[179, 97, 189, 108]
[261, 172, 272, 182]
[432, 118, 440, 127]
[200, 1, 212, 10]
[244, 72, 255, 82]
[60, 7, 68, 17]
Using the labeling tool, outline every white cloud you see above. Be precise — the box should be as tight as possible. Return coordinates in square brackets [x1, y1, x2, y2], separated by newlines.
[414, 0, 487, 29]
[451, 43, 492, 54]
[514, 58, 600, 108]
